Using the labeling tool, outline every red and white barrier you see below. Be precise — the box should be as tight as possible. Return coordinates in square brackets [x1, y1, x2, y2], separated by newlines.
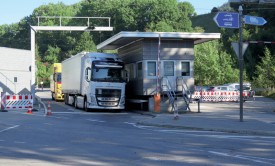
[1, 92, 33, 110]
[192, 91, 240, 102]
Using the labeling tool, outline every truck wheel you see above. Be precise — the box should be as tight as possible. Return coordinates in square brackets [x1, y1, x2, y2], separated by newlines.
[74, 97, 78, 109]
[51, 93, 55, 100]
[84, 98, 89, 112]
[64, 94, 68, 105]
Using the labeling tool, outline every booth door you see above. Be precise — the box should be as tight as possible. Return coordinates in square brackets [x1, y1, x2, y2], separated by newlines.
[162, 61, 176, 91]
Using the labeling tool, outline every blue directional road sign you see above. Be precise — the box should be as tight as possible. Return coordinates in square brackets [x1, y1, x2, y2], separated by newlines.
[214, 12, 239, 28]
[244, 15, 267, 26]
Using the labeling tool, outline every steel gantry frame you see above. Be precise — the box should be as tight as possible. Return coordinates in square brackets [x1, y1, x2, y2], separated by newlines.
[30, 16, 113, 101]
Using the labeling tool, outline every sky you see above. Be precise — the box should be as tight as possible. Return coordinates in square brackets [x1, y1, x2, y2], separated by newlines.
[0, 0, 228, 25]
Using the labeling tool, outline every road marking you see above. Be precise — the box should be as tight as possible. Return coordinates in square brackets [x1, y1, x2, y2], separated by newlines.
[87, 119, 106, 123]
[44, 123, 53, 126]
[14, 141, 26, 144]
[124, 122, 155, 129]
[0, 125, 20, 133]
[127, 123, 275, 144]
[209, 151, 275, 165]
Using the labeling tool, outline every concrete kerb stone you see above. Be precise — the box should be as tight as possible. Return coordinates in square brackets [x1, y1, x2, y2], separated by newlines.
[136, 109, 275, 137]
[137, 121, 275, 137]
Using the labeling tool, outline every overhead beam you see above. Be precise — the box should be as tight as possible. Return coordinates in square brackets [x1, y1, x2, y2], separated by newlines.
[31, 26, 113, 31]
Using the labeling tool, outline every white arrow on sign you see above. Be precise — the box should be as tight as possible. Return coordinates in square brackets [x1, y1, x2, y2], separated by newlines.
[231, 42, 249, 59]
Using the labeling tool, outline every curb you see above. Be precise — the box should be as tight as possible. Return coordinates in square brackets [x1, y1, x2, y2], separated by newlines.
[137, 122, 275, 136]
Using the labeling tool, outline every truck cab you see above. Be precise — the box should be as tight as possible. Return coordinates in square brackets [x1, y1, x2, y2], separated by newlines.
[50, 63, 64, 101]
[62, 52, 128, 111]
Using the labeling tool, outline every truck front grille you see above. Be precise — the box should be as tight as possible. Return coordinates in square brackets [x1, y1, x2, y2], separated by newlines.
[96, 89, 121, 107]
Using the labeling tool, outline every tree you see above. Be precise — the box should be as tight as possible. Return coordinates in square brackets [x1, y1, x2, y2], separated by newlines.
[36, 61, 50, 86]
[74, 32, 97, 53]
[44, 45, 60, 64]
[194, 40, 239, 86]
[176, 2, 194, 32]
[253, 47, 275, 89]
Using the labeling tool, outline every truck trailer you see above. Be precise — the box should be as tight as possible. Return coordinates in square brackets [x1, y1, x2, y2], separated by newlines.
[50, 63, 64, 101]
[62, 52, 128, 111]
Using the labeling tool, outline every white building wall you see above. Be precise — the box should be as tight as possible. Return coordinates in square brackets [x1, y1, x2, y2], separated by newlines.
[0, 47, 32, 94]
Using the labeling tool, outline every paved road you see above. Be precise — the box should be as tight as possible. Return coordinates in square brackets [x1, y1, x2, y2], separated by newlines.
[0, 90, 274, 165]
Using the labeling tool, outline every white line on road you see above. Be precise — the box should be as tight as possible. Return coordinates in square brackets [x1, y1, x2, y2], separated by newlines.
[124, 122, 155, 129]
[127, 123, 275, 144]
[87, 119, 106, 123]
[14, 141, 26, 144]
[209, 151, 275, 165]
[0, 125, 20, 133]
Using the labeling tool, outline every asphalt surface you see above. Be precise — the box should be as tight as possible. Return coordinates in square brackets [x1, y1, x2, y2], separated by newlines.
[33, 89, 275, 136]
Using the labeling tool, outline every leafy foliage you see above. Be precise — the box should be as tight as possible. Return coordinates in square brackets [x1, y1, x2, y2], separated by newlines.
[194, 40, 239, 86]
[253, 47, 275, 89]
[0, 1, 274, 90]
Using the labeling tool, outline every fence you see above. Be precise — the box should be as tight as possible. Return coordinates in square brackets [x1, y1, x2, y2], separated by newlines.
[192, 91, 241, 102]
[1, 92, 33, 110]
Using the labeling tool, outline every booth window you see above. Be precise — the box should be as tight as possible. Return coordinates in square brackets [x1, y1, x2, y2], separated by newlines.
[14, 77, 18, 83]
[137, 62, 143, 78]
[164, 61, 174, 76]
[147, 61, 156, 76]
[181, 61, 190, 76]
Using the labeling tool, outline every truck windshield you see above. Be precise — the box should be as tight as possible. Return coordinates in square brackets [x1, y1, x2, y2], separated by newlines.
[92, 67, 125, 82]
[54, 73, 62, 82]
[56, 73, 62, 82]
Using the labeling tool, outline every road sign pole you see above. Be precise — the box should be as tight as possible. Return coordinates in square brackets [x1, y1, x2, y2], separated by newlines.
[238, 5, 244, 122]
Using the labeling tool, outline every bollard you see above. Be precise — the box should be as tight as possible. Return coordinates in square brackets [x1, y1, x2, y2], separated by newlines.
[154, 93, 161, 113]
[173, 103, 179, 120]
[198, 99, 201, 113]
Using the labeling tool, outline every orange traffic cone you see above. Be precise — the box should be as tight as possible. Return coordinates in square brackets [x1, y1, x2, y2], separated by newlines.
[46, 101, 52, 116]
[27, 102, 33, 114]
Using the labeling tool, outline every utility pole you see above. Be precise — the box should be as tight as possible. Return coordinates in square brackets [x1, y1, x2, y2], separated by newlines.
[238, 5, 244, 122]
[228, 0, 269, 122]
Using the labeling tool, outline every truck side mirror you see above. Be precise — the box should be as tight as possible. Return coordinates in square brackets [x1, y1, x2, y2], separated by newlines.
[122, 70, 129, 83]
[85, 67, 91, 82]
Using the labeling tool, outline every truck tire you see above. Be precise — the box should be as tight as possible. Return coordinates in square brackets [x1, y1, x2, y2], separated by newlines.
[64, 94, 68, 105]
[83, 98, 89, 112]
[74, 96, 78, 109]
[51, 92, 55, 100]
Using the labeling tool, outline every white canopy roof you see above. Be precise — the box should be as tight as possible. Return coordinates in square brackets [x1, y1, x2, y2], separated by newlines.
[97, 31, 221, 50]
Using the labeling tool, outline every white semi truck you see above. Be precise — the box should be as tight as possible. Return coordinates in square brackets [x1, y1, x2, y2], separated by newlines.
[62, 52, 128, 111]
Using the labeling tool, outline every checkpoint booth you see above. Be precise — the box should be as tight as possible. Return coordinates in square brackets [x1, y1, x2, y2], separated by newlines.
[97, 32, 220, 111]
